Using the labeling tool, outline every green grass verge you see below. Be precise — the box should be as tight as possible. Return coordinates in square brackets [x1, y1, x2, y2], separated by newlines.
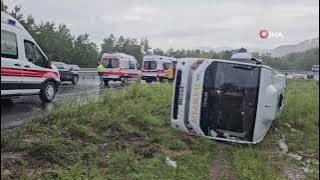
[1, 80, 318, 179]
[227, 79, 319, 180]
[1, 84, 215, 179]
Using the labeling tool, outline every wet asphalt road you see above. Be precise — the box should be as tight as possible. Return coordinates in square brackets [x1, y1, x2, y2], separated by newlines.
[1, 79, 125, 129]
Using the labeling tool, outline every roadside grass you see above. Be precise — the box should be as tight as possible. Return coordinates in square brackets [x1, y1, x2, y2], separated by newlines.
[278, 80, 319, 157]
[1, 84, 215, 179]
[1, 80, 318, 179]
[227, 79, 319, 179]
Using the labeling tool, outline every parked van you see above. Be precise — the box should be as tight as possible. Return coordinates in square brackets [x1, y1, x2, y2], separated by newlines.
[171, 53, 286, 144]
[100, 53, 141, 85]
[141, 55, 175, 83]
[1, 12, 61, 102]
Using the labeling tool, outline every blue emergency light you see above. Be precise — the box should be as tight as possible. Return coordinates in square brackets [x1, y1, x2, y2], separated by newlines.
[8, 19, 16, 25]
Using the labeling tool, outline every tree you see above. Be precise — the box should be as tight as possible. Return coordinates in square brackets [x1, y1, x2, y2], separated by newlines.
[140, 37, 151, 55]
[101, 34, 116, 55]
[10, 5, 23, 22]
[72, 34, 99, 67]
[1, 0, 8, 12]
[153, 48, 165, 56]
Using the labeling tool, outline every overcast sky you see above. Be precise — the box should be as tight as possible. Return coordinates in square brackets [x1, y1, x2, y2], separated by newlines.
[3, 0, 319, 50]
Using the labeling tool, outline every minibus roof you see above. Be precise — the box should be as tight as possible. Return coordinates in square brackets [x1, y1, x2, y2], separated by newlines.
[143, 55, 176, 61]
[102, 53, 137, 61]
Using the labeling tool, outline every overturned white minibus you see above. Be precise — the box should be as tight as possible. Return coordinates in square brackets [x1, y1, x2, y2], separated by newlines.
[171, 53, 286, 144]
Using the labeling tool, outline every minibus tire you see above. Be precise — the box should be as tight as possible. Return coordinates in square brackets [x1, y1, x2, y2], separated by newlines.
[104, 80, 109, 86]
[72, 75, 79, 85]
[40, 81, 57, 102]
[121, 77, 129, 84]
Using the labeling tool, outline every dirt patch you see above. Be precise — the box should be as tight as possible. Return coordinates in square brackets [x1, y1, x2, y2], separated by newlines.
[161, 147, 193, 157]
[1, 152, 25, 179]
[277, 158, 305, 180]
[209, 143, 238, 180]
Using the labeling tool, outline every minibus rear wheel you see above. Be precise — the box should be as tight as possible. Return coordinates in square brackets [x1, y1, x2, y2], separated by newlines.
[72, 75, 79, 85]
[40, 81, 57, 102]
[104, 80, 109, 86]
[121, 77, 129, 84]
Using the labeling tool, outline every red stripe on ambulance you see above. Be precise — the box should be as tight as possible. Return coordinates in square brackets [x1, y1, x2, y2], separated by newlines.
[1, 68, 59, 78]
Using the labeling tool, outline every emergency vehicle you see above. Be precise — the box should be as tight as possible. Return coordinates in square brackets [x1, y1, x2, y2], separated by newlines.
[1, 12, 61, 102]
[141, 55, 176, 83]
[171, 53, 286, 144]
[100, 53, 141, 85]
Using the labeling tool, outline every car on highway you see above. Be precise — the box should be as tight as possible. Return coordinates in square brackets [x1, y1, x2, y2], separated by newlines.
[141, 55, 175, 83]
[171, 53, 287, 144]
[68, 64, 80, 72]
[312, 65, 319, 72]
[52, 61, 79, 84]
[292, 74, 305, 79]
[100, 52, 141, 85]
[307, 73, 314, 79]
[1, 12, 61, 102]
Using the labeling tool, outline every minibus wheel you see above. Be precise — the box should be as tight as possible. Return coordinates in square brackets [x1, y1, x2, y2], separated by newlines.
[121, 77, 129, 84]
[72, 75, 79, 85]
[104, 80, 109, 86]
[40, 81, 57, 102]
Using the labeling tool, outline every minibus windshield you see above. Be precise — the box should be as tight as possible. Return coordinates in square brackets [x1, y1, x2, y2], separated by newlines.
[103, 58, 119, 68]
[143, 61, 157, 70]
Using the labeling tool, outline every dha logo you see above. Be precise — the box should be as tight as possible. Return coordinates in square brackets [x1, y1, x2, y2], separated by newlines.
[259, 29, 284, 39]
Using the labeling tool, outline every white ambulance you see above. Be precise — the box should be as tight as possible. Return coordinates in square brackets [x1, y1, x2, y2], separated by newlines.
[141, 55, 175, 83]
[100, 53, 141, 85]
[171, 53, 286, 144]
[1, 12, 61, 102]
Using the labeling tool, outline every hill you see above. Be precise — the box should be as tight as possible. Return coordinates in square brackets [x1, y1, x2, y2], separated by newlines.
[270, 37, 319, 57]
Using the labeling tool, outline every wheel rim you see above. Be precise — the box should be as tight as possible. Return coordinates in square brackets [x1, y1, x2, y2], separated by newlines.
[46, 84, 55, 99]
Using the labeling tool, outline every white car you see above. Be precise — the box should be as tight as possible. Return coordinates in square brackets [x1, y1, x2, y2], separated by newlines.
[1, 12, 61, 102]
[171, 53, 286, 144]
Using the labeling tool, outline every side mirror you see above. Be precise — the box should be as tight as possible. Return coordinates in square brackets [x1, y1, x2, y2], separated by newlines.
[69, 68, 73, 71]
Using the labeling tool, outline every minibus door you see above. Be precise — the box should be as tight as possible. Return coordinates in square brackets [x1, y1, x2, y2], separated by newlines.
[22, 39, 50, 89]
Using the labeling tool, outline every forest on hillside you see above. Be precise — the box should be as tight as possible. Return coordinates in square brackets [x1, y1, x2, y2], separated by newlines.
[1, 1, 318, 70]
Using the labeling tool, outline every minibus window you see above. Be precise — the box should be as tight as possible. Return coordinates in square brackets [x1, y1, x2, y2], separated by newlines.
[163, 62, 171, 70]
[102, 58, 119, 68]
[143, 61, 157, 70]
[54, 63, 65, 69]
[35, 46, 48, 67]
[1, 30, 18, 59]
[129, 61, 135, 69]
[24, 41, 36, 63]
